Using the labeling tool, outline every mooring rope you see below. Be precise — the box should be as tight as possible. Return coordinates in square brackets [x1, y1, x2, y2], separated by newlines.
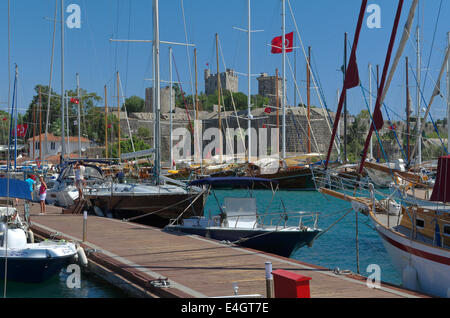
[124, 189, 206, 222]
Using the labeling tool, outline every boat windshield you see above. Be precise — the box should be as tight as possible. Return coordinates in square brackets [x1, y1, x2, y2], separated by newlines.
[61, 165, 103, 180]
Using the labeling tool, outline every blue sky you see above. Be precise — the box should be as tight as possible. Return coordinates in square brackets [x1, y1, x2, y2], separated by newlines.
[0, 0, 449, 123]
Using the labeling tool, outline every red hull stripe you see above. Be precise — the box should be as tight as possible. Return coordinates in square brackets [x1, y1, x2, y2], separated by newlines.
[378, 230, 450, 266]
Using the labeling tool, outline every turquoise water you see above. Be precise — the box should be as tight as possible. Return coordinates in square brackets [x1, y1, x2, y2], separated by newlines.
[1, 267, 128, 298]
[204, 189, 402, 286]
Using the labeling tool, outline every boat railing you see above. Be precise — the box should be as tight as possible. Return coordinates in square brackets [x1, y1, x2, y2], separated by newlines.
[216, 210, 319, 230]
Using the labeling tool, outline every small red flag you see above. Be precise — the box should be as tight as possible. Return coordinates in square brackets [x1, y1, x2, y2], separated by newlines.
[264, 107, 272, 114]
[262, 124, 267, 129]
[271, 32, 294, 54]
[107, 123, 112, 129]
[70, 98, 79, 104]
[13, 124, 28, 137]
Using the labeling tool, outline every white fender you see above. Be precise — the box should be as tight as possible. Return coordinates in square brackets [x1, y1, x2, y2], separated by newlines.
[76, 245, 88, 267]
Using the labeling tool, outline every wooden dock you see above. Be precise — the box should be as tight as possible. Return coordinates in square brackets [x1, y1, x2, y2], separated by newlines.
[26, 202, 429, 298]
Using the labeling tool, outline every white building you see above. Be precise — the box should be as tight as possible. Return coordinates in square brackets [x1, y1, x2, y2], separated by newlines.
[27, 133, 92, 159]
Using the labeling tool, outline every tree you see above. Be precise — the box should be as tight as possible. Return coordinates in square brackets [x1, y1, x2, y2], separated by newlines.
[108, 135, 151, 158]
[122, 96, 145, 113]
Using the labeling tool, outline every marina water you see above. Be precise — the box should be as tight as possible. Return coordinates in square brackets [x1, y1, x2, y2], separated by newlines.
[204, 189, 402, 286]
[2, 189, 401, 297]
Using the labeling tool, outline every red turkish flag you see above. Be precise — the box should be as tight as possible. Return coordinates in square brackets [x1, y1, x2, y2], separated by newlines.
[264, 107, 272, 114]
[13, 124, 28, 137]
[271, 32, 294, 54]
[70, 98, 79, 104]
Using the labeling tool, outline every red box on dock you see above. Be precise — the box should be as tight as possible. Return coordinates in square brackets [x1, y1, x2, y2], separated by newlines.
[272, 269, 312, 298]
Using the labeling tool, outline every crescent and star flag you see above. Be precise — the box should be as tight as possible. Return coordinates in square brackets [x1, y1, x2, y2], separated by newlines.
[264, 107, 272, 114]
[70, 98, 80, 104]
[271, 32, 294, 54]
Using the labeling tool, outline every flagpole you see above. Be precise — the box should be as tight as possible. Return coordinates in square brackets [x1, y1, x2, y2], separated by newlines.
[61, 0, 66, 161]
[282, 0, 286, 160]
[247, 0, 251, 163]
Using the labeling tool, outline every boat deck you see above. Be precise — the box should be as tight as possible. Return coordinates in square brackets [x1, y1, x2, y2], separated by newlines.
[24, 201, 429, 298]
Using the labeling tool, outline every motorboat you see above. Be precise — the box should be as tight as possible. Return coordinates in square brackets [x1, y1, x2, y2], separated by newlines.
[0, 178, 80, 283]
[165, 177, 322, 257]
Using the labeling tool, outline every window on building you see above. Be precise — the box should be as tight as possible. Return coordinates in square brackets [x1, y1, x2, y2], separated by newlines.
[51, 142, 56, 150]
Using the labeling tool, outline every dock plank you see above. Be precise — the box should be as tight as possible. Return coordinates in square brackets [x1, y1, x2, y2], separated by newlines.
[25, 202, 428, 298]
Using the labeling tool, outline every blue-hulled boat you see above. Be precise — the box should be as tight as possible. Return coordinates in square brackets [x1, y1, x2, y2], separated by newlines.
[164, 177, 322, 258]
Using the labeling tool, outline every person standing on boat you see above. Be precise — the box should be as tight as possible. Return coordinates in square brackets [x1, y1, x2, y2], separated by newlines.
[25, 174, 36, 202]
[39, 175, 47, 215]
[74, 161, 86, 199]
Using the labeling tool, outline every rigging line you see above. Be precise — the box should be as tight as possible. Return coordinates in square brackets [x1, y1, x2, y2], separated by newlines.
[360, 83, 407, 161]
[408, 61, 448, 152]
[421, 0, 443, 96]
[180, 0, 195, 109]
[286, 0, 337, 152]
[171, 51, 193, 133]
[124, 1, 132, 96]
[44, 0, 58, 161]
[217, 37, 246, 155]
[118, 73, 135, 154]
[285, 55, 322, 157]
[360, 84, 399, 185]
[428, 112, 448, 155]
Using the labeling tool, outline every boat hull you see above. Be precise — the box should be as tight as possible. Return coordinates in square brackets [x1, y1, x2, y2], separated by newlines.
[86, 192, 206, 227]
[370, 215, 450, 297]
[0, 255, 75, 283]
[166, 225, 321, 258]
[252, 168, 320, 190]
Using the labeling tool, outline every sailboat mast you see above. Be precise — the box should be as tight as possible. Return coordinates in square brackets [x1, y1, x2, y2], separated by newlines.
[216, 33, 222, 163]
[194, 48, 198, 120]
[281, 0, 286, 159]
[307, 46, 311, 154]
[153, 0, 161, 184]
[169, 47, 174, 170]
[77, 73, 81, 157]
[33, 93, 36, 160]
[343, 32, 347, 163]
[447, 32, 450, 153]
[247, 0, 252, 162]
[39, 87, 42, 162]
[369, 63, 372, 159]
[60, 0, 66, 160]
[104, 85, 108, 159]
[276, 68, 279, 156]
[406, 56, 410, 162]
[416, 25, 421, 165]
[117, 71, 121, 161]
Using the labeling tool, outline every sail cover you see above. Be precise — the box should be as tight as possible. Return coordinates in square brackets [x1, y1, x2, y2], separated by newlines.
[430, 156, 450, 203]
[0, 178, 32, 200]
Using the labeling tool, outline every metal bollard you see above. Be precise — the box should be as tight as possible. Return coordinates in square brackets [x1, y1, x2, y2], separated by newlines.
[265, 261, 274, 298]
[82, 211, 87, 242]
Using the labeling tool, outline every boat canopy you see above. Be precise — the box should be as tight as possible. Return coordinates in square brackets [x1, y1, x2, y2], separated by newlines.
[430, 155, 450, 203]
[0, 178, 32, 200]
[189, 177, 276, 186]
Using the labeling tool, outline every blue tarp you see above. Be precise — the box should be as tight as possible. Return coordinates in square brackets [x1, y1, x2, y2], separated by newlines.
[0, 178, 32, 200]
[189, 177, 276, 186]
